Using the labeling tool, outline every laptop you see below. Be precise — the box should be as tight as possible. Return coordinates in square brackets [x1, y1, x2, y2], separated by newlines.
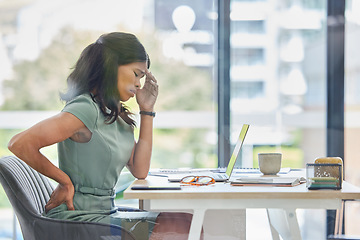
[167, 124, 250, 182]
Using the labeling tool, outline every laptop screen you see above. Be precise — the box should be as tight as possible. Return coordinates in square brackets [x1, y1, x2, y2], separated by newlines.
[225, 124, 250, 177]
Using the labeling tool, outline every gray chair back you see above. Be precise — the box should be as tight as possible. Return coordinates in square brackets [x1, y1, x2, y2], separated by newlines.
[0, 156, 135, 240]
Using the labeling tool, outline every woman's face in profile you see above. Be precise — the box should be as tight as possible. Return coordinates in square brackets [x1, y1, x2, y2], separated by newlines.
[117, 61, 147, 102]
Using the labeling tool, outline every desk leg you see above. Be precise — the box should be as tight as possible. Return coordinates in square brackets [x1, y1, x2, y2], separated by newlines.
[267, 208, 302, 240]
[139, 199, 150, 211]
[267, 209, 281, 240]
[188, 209, 205, 240]
[334, 200, 345, 235]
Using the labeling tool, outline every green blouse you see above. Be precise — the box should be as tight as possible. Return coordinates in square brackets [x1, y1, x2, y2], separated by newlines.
[45, 94, 158, 238]
[46, 93, 133, 214]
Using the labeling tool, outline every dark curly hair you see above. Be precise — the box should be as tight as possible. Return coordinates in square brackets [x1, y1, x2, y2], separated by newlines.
[61, 32, 150, 126]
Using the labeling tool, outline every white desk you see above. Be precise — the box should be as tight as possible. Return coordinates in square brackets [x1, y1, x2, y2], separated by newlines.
[124, 174, 360, 240]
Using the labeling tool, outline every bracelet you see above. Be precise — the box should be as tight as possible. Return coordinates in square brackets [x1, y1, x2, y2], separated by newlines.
[139, 111, 156, 117]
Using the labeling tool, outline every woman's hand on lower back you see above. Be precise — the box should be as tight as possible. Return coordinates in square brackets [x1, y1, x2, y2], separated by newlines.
[45, 182, 75, 213]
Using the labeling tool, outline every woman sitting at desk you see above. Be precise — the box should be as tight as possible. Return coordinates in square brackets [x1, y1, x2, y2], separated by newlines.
[8, 32, 194, 240]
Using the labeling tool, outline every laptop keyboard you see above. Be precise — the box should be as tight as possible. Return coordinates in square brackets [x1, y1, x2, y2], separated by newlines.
[214, 173, 227, 179]
[151, 168, 262, 175]
[155, 168, 215, 174]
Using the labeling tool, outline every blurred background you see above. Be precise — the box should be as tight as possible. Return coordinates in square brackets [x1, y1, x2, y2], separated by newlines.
[0, 0, 359, 239]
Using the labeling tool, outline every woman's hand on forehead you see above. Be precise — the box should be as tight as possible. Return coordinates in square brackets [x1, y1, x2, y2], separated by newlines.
[136, 70, 158, 111]
[145, 70, 157, 83]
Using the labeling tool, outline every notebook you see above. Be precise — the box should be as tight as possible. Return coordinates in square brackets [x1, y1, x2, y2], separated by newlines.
[167, 124, 250, 182]
[230, 176, 306, 187]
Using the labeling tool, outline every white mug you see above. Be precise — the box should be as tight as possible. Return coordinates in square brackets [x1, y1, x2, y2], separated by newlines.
[258, 153, 282, 175]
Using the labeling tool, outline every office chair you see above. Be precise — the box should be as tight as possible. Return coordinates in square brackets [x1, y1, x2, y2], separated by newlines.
[0, 155, 135, 240]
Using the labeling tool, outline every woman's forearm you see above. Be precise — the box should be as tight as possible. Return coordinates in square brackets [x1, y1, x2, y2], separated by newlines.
[130, 114, 154, 178]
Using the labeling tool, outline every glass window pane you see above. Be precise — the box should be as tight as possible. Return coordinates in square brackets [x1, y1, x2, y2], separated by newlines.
[0, 0, 217, 237]
[230, 0, 326, 168]
[151, 0, 217, 168]
[230, 0, 327, 239]
[0, 0, 217, 169]
[345, 0, 360, 236]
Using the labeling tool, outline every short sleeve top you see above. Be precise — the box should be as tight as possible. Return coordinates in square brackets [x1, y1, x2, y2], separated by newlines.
[57, 93, 134, 211]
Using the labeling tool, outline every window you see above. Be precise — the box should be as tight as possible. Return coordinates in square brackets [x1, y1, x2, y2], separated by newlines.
[344, 0, 360, 236]
[230, 0, 328, 238]
[0, 0, 358, 239]
[231, 81, 264, 99]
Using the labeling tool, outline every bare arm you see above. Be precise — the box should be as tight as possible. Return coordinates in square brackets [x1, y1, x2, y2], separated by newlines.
[8, 112, 87, 212]
[127, 70, 158, 179]
[127, 114, 154, 179]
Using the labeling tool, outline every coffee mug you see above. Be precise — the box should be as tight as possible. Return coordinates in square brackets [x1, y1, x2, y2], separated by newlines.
[258, 153, 282, 175]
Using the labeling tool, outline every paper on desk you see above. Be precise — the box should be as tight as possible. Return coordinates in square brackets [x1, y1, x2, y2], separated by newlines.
[231, 176, 306, 187]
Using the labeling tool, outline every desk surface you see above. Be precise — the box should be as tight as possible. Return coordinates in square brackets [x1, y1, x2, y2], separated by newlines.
[124, 172, 360, 201]
[124, 171, 360, 240]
